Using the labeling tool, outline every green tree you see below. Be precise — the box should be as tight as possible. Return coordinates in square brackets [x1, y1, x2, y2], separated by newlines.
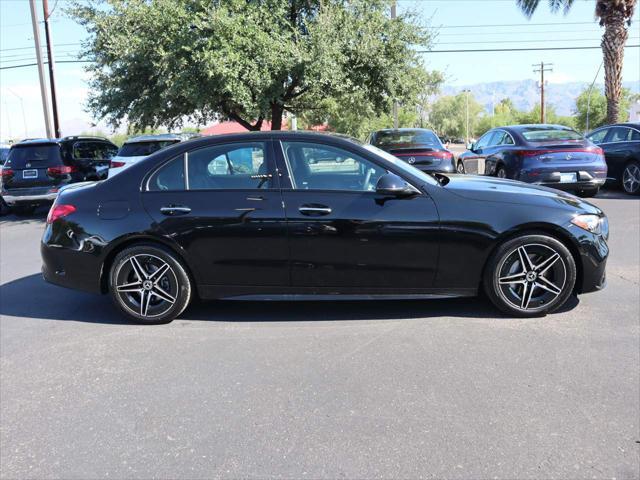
[429, 93, 484, 140]
[70, 0, 432, 131]
[517, 0, 637, 124]
[302, 70, 444, 139]
[516, 104, 575, 128]
[476, 98, 522, 135]
[574, 87, 634, 131]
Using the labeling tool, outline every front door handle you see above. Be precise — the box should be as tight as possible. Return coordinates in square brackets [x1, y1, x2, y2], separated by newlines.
[160, 205, 191, 216]
[299, 205, 332, 216]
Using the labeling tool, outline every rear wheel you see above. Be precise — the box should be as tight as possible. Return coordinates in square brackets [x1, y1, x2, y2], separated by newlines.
[496, 166, 507, 179]
[483, 234, 576, 317]
[109, 244, 192, 324]
[622, 160, 640, 195]
[12, 205, 36, 216]
[576, 187, 599, 198]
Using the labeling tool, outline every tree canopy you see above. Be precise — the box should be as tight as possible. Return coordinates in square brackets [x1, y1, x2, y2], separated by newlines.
[574, 87, 637, 132]
[70, 0, 433, 131]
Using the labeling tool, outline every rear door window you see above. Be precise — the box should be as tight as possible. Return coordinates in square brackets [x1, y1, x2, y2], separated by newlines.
[608, 127, 635, 143]
[187, 142, 273, 190]
[4, 144, 62, 168]
[587, 128, 609, 144]
[72, 141, 99, 160]
[147, 154, 185, 191]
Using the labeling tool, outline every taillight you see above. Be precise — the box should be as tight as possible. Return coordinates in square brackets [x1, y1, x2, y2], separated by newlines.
[0, 167, 14, 178]
[47, 165, 78, 176]
[519, 147, 602, 157]
[110, 161, 126, 168]
[47, 204, 76, 224]
[593, 146, 604, 156]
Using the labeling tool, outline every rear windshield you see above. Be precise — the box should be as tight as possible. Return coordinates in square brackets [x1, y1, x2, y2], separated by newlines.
[118, 140, 178, 157]
[373, 130, 441, 147]
[5, 144, 62, 168]
[520, 128, 583, 142]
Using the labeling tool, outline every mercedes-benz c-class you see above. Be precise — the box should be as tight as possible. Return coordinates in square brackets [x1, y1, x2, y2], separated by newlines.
[41, 132, 608, 323]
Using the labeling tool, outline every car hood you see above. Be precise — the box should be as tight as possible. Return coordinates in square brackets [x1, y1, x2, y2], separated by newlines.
[441, 174, 602, 214]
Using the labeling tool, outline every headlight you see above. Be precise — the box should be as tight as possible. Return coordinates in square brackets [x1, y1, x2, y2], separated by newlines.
[571, 214, 603, 235]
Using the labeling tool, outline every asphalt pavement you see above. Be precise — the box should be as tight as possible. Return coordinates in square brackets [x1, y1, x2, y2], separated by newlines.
[0, 189, 638, 479]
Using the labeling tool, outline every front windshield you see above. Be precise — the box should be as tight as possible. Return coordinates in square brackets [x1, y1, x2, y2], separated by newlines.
[363, 144, 439, 186]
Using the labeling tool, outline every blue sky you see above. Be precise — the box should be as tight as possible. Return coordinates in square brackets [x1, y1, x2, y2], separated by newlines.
[1, 0, 639, 139]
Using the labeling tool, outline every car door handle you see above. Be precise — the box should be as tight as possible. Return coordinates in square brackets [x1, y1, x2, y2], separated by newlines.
[299, 205, 332, 216]
[160, 205, 191, 216]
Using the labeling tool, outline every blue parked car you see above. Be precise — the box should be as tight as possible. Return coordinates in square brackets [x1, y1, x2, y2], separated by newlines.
[456, 124, 607, 197]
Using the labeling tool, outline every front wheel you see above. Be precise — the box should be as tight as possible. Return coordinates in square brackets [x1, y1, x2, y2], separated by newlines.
[109, 244, 192, 324]
[483, 234, 576, 317]
[622, 160, 640, 195]
[496, 166, 507, 179]
[456, 161, 465, 174]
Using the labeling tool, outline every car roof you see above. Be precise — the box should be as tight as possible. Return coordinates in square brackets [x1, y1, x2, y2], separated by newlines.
[124, 133, 201, 143]
[12, 135, 112, 146]
[373, 128, 435, 133]
[504, 124, 576, 132]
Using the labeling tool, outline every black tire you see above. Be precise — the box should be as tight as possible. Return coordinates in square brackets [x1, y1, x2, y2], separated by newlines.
[0, 197, 10, 216]
[622, 160, 640, 195]
[576, 187, 599, 198]
[456, 161, 465, 174]
[12, 205, 36, 216]
[108, 244, 192, 324]
[483, 234, 577, 317]
[496, 166, 507, 179]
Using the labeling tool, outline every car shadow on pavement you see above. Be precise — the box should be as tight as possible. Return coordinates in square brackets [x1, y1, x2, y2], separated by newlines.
[0, 273, 579, 325]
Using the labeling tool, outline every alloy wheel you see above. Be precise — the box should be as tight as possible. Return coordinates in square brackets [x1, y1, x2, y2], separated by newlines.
[496, 168, 507, 179]
[114, 253, 178, 318]
[457, 162, 465, 174]
[496, 243, 567, 312]
[622, 163, 640, 194]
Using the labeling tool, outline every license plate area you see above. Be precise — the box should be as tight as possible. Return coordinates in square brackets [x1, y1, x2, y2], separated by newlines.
[22, 169, 38, 179]
[560, 172, 577, 183]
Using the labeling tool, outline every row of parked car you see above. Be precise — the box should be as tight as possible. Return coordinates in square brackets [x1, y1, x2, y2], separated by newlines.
[0, 122, 638, 216]
[0, 133, 199, 215]
[367, 122, 640, 197]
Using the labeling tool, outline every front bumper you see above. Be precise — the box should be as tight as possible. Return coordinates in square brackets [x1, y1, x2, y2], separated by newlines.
[567, 223, 609, 294]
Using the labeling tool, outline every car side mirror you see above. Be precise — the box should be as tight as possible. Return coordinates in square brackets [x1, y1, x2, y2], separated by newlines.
[375, 173, 418, 197]
[467, 142, 475, 151]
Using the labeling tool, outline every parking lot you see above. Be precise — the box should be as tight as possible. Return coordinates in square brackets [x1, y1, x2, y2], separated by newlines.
[0, 189, 638, 479]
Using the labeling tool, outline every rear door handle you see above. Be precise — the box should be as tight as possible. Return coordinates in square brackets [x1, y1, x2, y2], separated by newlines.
[160, 205, 191, 216]
[299, 205, 332, 216]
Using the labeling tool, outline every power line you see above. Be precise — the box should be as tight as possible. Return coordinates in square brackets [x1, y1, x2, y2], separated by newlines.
[420, 44, 640, 53]
[0, 60, 91, 70]
[436, 37, 639, 45]
[433, 20, 638, 29]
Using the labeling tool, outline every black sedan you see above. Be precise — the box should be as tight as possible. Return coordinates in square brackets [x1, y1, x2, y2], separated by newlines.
[586, 122, 640, 195]
[41, 131, 608, 323]
[456, 125, 607, 197]
[367, 128, 455, 174]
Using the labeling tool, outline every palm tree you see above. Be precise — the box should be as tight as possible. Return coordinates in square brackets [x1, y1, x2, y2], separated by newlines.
[516, 0, 637, 124]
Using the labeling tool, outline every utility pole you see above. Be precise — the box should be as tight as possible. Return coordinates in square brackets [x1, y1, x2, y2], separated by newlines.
[29, 0, 53, 138]
[43, 0, 61, 138]
[533, 61, 553, 124]
[462, 89, 471, 145]
[391, 1, 398, 129]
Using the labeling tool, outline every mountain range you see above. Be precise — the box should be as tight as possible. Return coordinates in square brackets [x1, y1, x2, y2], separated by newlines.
[441, 80, 640, 116]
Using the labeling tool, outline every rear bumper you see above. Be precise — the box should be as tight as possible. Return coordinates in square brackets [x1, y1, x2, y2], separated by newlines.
[2, 189, 58, 205]
[412, 163, 455, 174]
[519, 169, 607, 191]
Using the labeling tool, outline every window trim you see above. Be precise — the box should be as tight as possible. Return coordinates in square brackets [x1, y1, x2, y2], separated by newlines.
[143, 140, 277, 192]
[276, 139, 421, 194]
[586, 127, 610, 144]
[492, 129, 516, 146]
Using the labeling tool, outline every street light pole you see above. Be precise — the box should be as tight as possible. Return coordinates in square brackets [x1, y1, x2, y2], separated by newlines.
[462, 89, 471, 145]
[29, 0, 53, 138]
[8, 88, 28, 138]
[391, 1, 398, 129]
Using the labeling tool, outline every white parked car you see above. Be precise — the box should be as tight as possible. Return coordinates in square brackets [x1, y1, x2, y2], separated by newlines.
[108, 133, 200, 178]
